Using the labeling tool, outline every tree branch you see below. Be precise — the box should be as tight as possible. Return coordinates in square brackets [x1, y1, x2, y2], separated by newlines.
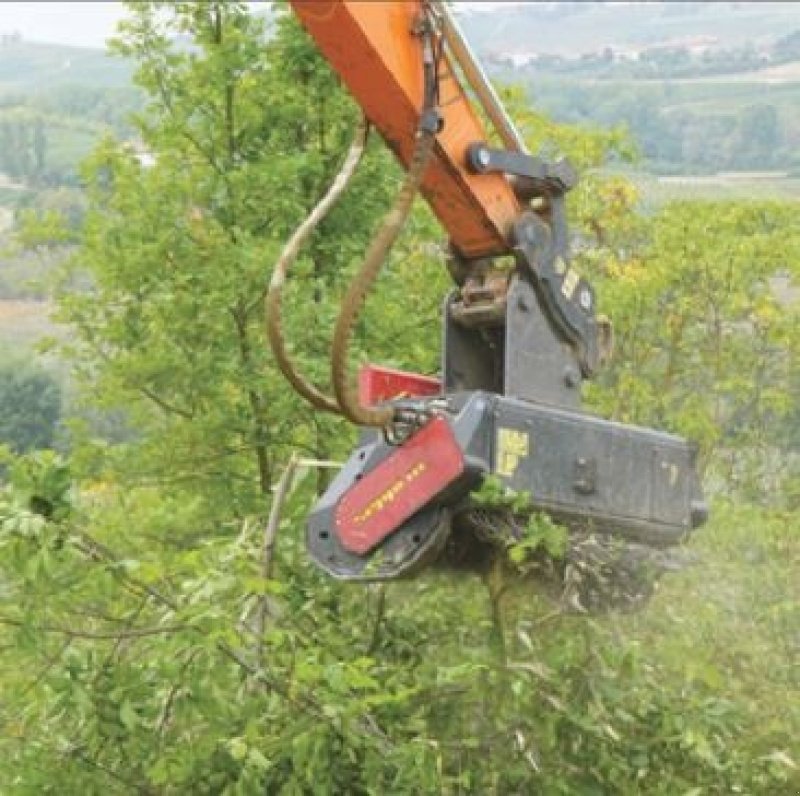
[0, 615, 189, 640]
[63, 523, 393, 754]
[366, 584, 387, 656]
[257, 452, 299, 668]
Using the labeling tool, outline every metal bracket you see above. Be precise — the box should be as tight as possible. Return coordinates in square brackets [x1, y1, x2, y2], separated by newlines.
[511, 212, 602, 376]
[443, 275, 582, 408]
[466, 142, 577, 196]
[464, 141, 607, 378]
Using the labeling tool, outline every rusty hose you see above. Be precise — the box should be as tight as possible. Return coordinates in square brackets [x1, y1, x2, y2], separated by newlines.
[265, 117, 370, 415]
[330, 126, 437, 427]
[269, 5, 441, 428]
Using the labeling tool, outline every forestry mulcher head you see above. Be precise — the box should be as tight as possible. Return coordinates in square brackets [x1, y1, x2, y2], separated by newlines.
[308, 386, 707, 583]
[305, 146, 706, 585]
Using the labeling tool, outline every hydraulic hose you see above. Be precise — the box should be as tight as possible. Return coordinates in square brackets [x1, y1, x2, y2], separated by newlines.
[268, 2, 441, 429]
[265, 118, 369, 415]
[330, 5, 442, 428]
[330, 124, 437, 428]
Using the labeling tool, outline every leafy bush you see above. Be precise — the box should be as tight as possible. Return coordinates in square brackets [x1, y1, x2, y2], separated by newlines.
[0, 353, 61, 453]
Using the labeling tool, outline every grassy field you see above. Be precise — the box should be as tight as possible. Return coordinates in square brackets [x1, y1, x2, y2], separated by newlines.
[653, 60, 800, 86]
[540, 73, 800, 124]
[642, 78, 800, 121]
[0, 299, 60, 353]
[631, 170, 800, 204]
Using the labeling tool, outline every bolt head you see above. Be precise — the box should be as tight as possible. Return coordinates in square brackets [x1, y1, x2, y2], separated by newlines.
[477, 146, 491, 167]
[564, 367, 581, 389]
[579, 288, 592, 311]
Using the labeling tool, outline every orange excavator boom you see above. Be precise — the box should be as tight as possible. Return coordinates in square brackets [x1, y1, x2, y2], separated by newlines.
[289, 0, 520, 259]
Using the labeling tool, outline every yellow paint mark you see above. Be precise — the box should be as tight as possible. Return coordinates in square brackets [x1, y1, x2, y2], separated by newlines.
[496, 428, 530, 478]
[561, 268, 579, 300]
[351, 461, 428, 525]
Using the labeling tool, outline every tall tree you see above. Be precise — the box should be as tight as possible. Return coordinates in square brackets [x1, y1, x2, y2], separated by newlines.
[585, 200, 800, 500]
[0, 356, 61, 453]
[57, 2, 397, 520]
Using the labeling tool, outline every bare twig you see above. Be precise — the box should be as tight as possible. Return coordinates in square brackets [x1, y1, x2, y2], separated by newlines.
[257, 452, 299, 667]
[297, 458, 342, 470]
[483, 554, 508, 667]
[156, 648, 200, 740]
[366, 585, 387, 656]
[262, 453, 300, 582]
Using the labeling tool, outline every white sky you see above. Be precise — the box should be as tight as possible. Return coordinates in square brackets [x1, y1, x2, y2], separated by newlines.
[0, 1, 517, 49]
[0, 2, 127, 48]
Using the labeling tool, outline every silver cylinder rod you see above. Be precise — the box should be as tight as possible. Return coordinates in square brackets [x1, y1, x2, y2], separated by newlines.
[433, 1, 528, 154]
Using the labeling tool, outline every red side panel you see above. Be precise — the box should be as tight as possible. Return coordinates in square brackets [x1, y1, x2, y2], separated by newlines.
[334, 417, 464, 555]
[358, 364, 441, 407]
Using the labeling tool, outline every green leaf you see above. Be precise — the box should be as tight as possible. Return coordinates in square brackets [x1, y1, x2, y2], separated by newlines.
[119, 700, 139, 731]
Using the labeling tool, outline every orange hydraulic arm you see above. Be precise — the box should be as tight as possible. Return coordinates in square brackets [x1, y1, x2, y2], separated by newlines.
[289, 0, 521, 260]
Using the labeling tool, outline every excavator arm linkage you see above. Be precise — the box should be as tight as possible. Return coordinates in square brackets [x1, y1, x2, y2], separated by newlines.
[287, 0, 706, 582]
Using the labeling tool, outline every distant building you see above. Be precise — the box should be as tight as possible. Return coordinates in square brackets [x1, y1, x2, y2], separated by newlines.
[646, 34, 719, 56]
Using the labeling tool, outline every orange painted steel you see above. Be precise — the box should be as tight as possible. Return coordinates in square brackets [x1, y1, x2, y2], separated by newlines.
[289, 0, 521, 259]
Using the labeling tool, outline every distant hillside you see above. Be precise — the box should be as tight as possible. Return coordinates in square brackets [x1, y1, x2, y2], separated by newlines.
[0, 36, 140, 191]
[456, 2, 800, 60]
[0, 38, 132, 95]
[2, 4, 796, 95]
[455, 3, 800, 181]
[0, 5, 797, 193]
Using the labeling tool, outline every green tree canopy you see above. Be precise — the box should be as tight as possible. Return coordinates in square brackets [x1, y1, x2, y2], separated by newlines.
[0, 354, 61, 453]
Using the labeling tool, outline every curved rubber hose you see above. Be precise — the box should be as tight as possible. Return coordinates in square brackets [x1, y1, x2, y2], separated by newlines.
[331, 128, 437, 427]
[265, 118, 369, 415]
